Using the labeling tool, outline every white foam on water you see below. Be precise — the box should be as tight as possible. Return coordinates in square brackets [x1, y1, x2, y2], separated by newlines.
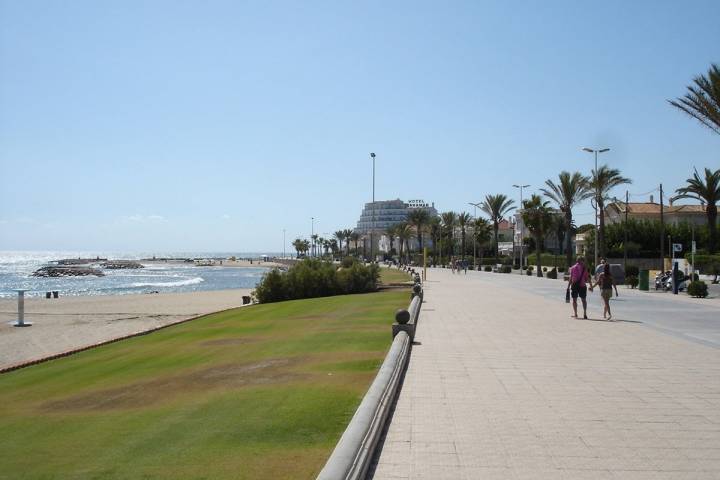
[129, 277, 205, 288]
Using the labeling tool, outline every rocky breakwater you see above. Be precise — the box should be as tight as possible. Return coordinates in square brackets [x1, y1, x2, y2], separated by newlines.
[32, 266, 105, 277]
[56, 258, 107, 265]
[100, 260, 144, 269]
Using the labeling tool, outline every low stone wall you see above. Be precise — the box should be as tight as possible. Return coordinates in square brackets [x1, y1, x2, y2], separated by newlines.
[317, 275, 423, 480]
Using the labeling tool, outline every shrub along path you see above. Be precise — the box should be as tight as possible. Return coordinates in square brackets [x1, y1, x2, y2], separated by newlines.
[0, 290, 407, 480]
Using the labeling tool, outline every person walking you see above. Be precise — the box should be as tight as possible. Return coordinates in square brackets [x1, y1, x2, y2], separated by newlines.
[594, 258, 607, 281]
[567, 255, 592, 319]
[592, 263, 619, 320]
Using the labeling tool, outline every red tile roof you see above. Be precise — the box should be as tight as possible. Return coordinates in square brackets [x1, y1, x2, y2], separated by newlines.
[608, 202, 705, 215]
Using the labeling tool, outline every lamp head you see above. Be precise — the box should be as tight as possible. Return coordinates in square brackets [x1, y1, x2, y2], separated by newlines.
[582, 147, 594, 153]
[370, 152, 376, 158]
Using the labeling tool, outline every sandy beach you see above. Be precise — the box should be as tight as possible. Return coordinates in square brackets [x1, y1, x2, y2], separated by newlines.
[0, 289, 252, 370]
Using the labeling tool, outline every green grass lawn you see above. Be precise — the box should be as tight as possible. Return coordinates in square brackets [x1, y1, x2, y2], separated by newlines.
[0, 290, 408, 480]
[379, 267, 413, 285]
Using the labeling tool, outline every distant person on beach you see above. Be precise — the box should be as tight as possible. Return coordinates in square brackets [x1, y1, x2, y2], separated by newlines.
[463, 259, 468, 274]
[592, 263, 619, 320]
[567, 255, 592, 319]
[450, 257, 456, 274]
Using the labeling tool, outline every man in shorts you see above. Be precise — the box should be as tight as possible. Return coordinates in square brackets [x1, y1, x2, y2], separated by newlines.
[567, 255, 592, 319]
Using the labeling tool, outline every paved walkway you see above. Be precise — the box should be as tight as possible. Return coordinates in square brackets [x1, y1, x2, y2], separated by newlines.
[372, 268, 720, 479]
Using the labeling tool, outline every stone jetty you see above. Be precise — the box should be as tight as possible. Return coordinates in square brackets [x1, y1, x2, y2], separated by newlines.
[32, 266, 105, 277]
[100, 260, 144, 269]
[56, 258, 107, 265]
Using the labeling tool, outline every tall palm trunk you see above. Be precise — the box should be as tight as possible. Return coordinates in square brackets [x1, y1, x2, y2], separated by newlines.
[493, 222, 499, 259]
[597, 197, 606, 258]
[565, 211, 573, 268]
[709, 204, 718, 254]
[535, 232, 543, 277]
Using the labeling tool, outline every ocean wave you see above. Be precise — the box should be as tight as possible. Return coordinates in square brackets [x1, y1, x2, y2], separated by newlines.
[129, 277, 204, 288]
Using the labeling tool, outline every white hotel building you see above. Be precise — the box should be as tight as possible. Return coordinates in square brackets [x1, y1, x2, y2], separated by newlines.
[355, 199, 438, 255]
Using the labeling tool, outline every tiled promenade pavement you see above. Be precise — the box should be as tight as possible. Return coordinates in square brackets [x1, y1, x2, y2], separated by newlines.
[372, 268, 720, 479]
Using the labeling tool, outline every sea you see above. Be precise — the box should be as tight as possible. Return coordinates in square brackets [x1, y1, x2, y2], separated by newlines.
[0, 251, 281, 298]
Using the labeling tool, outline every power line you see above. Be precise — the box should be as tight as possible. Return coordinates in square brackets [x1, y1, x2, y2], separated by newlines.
[627, 187, 660, 198]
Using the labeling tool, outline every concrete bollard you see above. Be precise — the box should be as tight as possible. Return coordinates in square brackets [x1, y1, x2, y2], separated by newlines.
[392, 308, 414, 339]
[12, 289, 32, 327]
[53, 291, 59, 299]
[46, 292, 51, 299]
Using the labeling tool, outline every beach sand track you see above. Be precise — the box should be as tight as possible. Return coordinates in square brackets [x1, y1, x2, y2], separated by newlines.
[0, 289, 252, 369]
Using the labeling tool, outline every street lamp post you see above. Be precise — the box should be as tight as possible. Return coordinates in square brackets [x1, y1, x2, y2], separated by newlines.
[469, 202, 482, 269]
[370, 153, 376, 262]
[512, 184, 530, 273]
[582, 147, 610, 269]
[311, 217, 314, 258]
[283, 229, 286, 259]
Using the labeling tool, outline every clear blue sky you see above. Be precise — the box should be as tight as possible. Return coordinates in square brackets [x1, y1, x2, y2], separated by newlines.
[1, 0, 718, 252]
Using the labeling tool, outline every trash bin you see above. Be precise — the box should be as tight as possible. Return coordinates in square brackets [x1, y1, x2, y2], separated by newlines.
[639, 270, 649, 291]
[242, 295, 251, 305]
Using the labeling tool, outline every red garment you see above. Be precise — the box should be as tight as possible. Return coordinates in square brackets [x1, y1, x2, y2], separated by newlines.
[569, 263, 588, 287]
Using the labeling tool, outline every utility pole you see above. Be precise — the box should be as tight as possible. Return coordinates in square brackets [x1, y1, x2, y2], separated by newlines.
[513, 184, 530, 272]
[659, 184, 664, 271]
[311, 217, 314, 258]
[692, 222, 696, 278]
[370, 152, 376, 263]
[582, 147, 610, 269]
[624, 190, 628, 273]
[469, 202, 481, 269]
[283, 229, 286, 259]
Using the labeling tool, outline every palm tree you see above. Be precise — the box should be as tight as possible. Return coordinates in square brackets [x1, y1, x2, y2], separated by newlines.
[481, 194, 515, 259]
[428, 216, 441, 265]
[669, 64, 720, 135]
[473, 217, 492, 265]
[440, 211, 457, 261]
[590, 165, 632, 258]
[301, 239, 310, 257]
[522, 195, 554, 277]
[333, 230, 345, 257]
[396, 222, 413, 264]
[385, 225, 397, 257]
[541, 171, 592, 268]
[311, 234, 319, 257]
[675, 167, 720, 254]
[292, 238, 303, 258]
[408, 209, 430, 253]
[342, 228, 354, 256]
[329, 239, 339, 257]
[349, 231, 360, 256]
[457, 212, 472, 261]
